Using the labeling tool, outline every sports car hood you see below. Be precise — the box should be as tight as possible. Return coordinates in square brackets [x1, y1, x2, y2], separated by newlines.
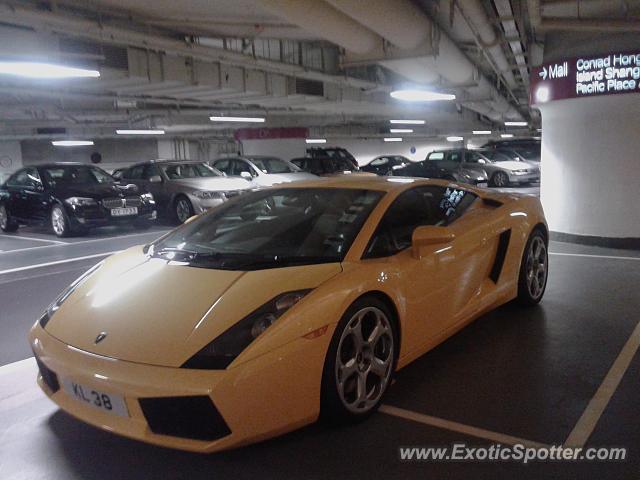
[170, 177, 251, 192]
[44, 247, 342, 367]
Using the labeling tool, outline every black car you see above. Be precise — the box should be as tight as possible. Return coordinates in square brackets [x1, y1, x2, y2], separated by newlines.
[0, 163, 157, 237]
[290, 156, 360, 176]
[361, 155, 411, 175]
[305, 147, 359, 170]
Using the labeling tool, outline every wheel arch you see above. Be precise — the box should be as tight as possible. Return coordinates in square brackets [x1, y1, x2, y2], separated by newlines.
[352, 290, 401, 351]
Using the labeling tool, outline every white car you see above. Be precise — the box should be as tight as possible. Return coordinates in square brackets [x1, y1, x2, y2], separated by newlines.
[211, 156, 317, 187]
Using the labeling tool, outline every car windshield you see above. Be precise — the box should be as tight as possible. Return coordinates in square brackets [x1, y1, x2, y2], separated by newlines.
[42, 165, 114, 186]
[149, 188, 384, 270]
[161, 163, 222, 179]
[250, 157, 298, 174]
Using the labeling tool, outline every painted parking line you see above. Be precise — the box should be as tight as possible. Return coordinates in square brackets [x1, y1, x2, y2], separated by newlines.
[549, 252, 640, 261]
[380, 405, 549, 448]
[564, 320, 640, 448]
[0, 234, 65, 244]
[0, 230, 169, 255]
[0, 251, 121, 276]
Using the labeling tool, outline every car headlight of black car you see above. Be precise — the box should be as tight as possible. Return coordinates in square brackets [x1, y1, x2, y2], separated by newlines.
[182, 290, 311, 369]
[38, 262, 104, 328]
[140, 192, 155, 204]
[65, 197, 97, 207]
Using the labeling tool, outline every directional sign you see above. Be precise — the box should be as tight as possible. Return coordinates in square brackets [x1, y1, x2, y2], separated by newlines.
[530, 51, 640, 105]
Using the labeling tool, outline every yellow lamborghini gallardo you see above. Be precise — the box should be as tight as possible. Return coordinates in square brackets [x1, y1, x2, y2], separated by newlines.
[30, 176, 548, 452]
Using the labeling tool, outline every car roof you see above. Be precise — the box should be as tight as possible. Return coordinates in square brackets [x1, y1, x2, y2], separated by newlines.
[34, 162, 105, 169]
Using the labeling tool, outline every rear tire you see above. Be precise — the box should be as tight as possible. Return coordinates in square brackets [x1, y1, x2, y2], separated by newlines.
[517, 229, 548, 305]
[321, 296, 398, 424]
[0, 203, 18, 232]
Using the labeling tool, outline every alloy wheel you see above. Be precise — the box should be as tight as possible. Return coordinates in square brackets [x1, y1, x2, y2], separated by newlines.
[51, 207, 65, 236]
[493, 172, 508, 187]
[176, 199, 192, 223]
[526, 236, 547, 300]
[335, 306, 394, 414]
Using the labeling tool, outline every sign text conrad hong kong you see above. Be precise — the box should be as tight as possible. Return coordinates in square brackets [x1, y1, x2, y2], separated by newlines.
[530, 51, 640, 104]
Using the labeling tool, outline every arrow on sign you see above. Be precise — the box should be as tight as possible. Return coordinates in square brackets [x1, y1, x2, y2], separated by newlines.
[539, 67, 548, 80]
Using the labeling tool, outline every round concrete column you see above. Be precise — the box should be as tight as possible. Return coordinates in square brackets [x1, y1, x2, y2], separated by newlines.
[539, 93, 640, 245]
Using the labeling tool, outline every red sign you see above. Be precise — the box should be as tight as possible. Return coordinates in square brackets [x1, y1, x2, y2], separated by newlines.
[530, 50, 640, 105]
[234, 127, 309, 141]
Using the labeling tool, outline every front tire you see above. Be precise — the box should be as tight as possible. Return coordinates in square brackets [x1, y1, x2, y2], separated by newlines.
[321, 296, 397, 423]
[490, 171, 509, 187]
[0, 203, 18, 232]
[51, 204, 72, 238]
[173, 196, 194, 224]
[517, 229, 548, 305]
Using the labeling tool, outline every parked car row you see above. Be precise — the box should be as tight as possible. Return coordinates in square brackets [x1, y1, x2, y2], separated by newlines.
[0, 141, 540, 237]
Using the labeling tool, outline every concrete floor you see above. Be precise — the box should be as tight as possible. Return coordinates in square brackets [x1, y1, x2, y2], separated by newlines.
[2, 192, 640, 479]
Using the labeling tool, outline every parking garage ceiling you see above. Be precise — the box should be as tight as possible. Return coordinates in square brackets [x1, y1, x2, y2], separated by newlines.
[0, 0, 638, 141]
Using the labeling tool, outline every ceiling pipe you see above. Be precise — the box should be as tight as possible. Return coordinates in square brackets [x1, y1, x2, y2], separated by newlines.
[538, 18, 640, 32]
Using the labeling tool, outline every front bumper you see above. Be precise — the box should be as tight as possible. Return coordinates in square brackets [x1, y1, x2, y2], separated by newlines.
[507, 172, 540, 184]
[66, 203, 157, 228]
[29, 323, 330, 452]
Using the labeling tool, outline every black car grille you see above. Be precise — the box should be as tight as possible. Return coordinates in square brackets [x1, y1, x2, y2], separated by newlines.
[35, 356, 60, 393]
[102, 197, 142, 209]
[139, 396, 231, 441]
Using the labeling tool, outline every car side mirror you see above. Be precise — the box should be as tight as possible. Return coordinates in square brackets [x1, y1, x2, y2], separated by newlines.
[412, 225, 455, 259]
[149, 175, 162, 183]
[240, 171, 252, 179]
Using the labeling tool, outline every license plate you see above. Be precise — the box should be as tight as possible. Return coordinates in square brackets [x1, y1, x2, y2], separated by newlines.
[61, 378, 129, 417]
[111, 207, 137, 217]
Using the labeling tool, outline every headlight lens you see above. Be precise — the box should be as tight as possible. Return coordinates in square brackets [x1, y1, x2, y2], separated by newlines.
[39, 262, 103, 328]
[65, 197, 97, 206]
[193, 190, 225, 200]
[512, 169, 528, 175]
[182, 289, 311, 370]
[140, 192, 155, 203]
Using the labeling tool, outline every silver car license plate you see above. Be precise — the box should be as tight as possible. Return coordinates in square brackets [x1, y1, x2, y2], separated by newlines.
[111, 207, 138, 216]
[61, 378, 129, 417]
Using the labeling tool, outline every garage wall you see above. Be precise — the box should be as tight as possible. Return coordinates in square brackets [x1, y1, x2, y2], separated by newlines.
[240, 137, 451, 165]
[0, 141, 22, 183]
[21, 139, 159, 173]
[539, 94, 640, 239]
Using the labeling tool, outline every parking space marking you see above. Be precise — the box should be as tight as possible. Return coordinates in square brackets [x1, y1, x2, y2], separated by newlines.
[0, 251, 121, 276]
[549, 252, 640, 261]
[0, 234, 65, 245]
[564, 320, 640, 448]
[380, 405, 549, 448]
[0, 230, 169, 255]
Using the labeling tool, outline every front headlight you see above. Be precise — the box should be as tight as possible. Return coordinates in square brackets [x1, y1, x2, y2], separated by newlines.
[193, 190, 225, 200]
[39, 262, 104, 328]
[512, 169, 528, 175]
[140, 192, 155, 203]
[65, 197, 97, 206]
[182, 290, 311, 369]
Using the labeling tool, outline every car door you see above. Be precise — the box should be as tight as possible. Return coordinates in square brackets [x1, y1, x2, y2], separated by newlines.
[444, 150, 464, 177]
[139, 164, 167, 206]
[463, 150, 491, 179]
[363, 185, 498, 350]
[22, 168, 48, 222]
[4, 168, 41, 221]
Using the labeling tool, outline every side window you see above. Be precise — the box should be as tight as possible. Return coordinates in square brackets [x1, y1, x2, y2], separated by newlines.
[125, 165, 145, 180]
[7, 168, 41, 188]
[465, 151, 487, 164]
[213, 159, 231, 174]
[427, 152, 444, 161]
[364, 186, 477, 258]
[142, 164, 161, 180]
[447, 151, 462, 163]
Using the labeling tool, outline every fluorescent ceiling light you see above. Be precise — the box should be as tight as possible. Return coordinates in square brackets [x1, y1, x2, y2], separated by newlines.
[501, 133, 514, 138]
[52, 140, 94, 146]
[0, 62, 99, 79]
[383, 137, 403, 142]
[504, 121, 528, 126]
[390, 128, 413, 133]
[116, 129, 165, 135]
[447, 136, 464, 142]
[210, 116, 265, 123]
[305, 138, 327, 144]
[389, 119, 425, 125]
[390, 89, 456, 102]
[472, 130, 492, 135]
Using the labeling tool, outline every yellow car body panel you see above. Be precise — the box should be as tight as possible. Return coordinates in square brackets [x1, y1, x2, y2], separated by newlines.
[29, 176, 547, 452]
